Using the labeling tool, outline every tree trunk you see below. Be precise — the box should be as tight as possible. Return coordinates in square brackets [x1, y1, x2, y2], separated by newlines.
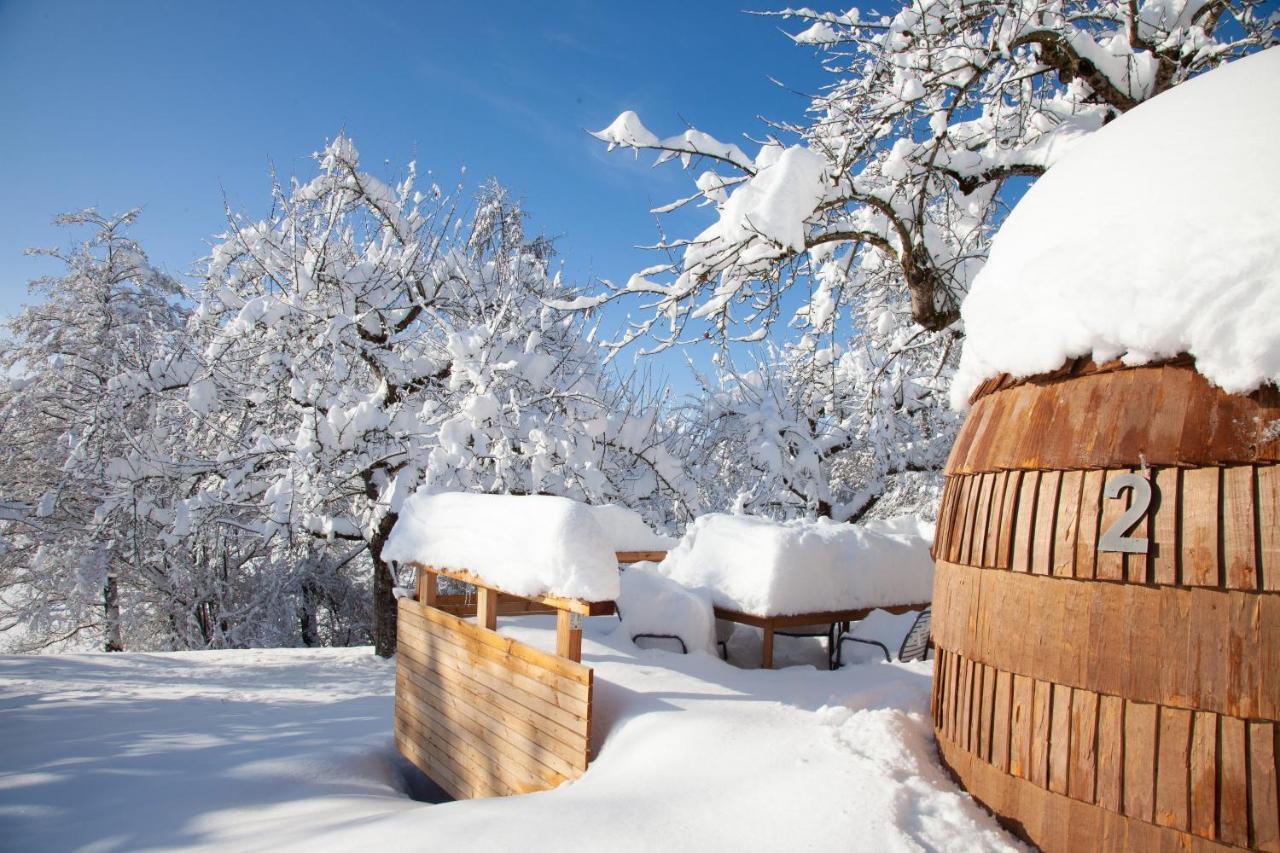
[369, 512, 399, 658]
[299, 579, 321, 647]
[103, 573, 123, 652]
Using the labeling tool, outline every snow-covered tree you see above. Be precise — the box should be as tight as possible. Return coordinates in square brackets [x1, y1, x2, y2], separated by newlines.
[583, 0, 1275, 519]
[686, 331, 955, 522]
[589, 0, 1274, 340]
[0, 210, 187, 651]
[135, 138, 695, 656]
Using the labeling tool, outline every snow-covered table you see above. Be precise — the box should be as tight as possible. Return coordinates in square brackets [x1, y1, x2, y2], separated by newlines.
[713, 603, 929, 669]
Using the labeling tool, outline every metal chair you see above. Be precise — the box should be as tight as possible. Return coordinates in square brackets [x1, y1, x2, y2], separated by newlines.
[615, 601, 690, 655]
[836, 607, 931, 666]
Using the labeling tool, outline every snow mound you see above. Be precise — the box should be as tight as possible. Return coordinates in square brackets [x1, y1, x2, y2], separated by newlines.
[384, 491, 619, 601]
[589, 504, 678, 551]
[952, 47, 1280, 409]
[656, 513, 934, 617]
[616, 563, 717, 655]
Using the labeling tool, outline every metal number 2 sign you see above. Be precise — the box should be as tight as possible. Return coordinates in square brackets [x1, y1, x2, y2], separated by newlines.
[1098, 473, 1154, 554]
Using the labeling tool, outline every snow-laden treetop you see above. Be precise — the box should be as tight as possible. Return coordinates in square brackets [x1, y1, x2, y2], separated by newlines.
[952, 47, 1280, 409]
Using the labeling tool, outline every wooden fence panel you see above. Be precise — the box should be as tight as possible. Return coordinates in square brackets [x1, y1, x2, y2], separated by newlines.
[394, 597, 593, 800]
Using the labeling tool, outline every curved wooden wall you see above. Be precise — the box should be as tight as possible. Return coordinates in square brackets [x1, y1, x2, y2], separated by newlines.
[932, 359, 1280, 851]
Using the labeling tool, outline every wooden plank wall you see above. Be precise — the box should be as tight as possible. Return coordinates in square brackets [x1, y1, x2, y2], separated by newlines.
[394, 596, 593, 799]
[932, 360, 1280, 852]
[932, 464, 1280, 851]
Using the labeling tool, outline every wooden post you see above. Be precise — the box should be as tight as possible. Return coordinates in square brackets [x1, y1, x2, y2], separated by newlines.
[556, 610, 582, 662]
[761, 623, 775, 669]
[476, 587, 498, 631]
[416, 568, 438, 607]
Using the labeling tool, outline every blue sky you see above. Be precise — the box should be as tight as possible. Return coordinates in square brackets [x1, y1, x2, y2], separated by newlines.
[0, 0, 831, 389]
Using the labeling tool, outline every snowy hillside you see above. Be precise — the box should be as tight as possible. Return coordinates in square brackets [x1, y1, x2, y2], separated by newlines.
[0, 619, 1017, 851]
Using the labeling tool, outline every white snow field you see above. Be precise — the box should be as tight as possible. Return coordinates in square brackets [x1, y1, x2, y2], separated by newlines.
[0, 619, 1018, 852]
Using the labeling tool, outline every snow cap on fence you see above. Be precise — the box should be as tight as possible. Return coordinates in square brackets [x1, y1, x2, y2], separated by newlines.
[384, 491, 621, 601]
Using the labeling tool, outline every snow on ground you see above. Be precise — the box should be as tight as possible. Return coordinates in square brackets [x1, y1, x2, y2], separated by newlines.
[953, 47, 1280, 407]
[0, 619, 1018, 852]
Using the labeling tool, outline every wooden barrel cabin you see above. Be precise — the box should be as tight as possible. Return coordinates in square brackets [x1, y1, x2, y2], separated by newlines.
[930, 356, 1280, 850]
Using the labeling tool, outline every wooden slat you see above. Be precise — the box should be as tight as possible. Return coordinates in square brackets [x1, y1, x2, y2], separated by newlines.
[1010, 674, 1034, 780]
[1069, 688, 1099, 804]
[1075, 469, 1105, 581]
[941, 477, 964, 564]
[1182, 466, 1221, 588]
[983, 472, 1009, 568]
[1191, 711, 1219, 841]
[1261, 465, 1280, 591]
[992, 667, 1013, 773]
[1154, 706, 1191, 831]
[1030, 678, 1052, 788]
[1251, 722, 1280, 852]
[1123, 700, 1157, 822]
[615, 550, 668, 564]
[1220, 715, 1249, 847]
[1096, 694, 1124, 813]
[1053, 471, 1083, 578]
[972, 473, 995, 568]
[1222, 465, 1258, 590]
[1011, 472, 1040, 573]
[1033, 471, 1061, 576]
[1049, 682, 1072, 795]
[979, 663, 997, 763]
[1151, 467, 1180, 586]
[958, 474, 982, 565]
[969, 661, 986, 755]
[996, 471, 1022, 569]
[958, 656, 973, 752]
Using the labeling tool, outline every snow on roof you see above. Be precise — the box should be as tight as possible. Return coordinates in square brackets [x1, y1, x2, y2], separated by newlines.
[952, 47, 1280, 409]
[656, 513, 934, 617]
[383, 491, 620, 601]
